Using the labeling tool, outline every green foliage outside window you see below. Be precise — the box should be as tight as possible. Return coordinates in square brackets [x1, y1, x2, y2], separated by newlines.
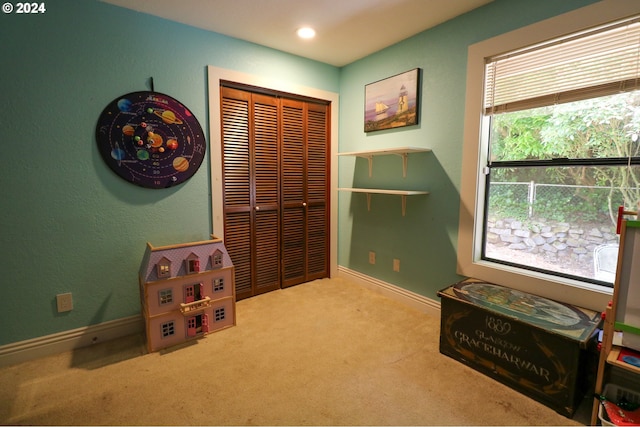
[488, 91, 640, 226]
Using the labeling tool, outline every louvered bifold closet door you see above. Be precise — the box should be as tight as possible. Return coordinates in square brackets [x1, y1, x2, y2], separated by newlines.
[281, 99, 306, 287]
[221, 87, 252, 299]
[221, 87, 280, 300]
[305, 102, 329, 280]
[281, 99, 329, 288]
[252, 93, 280, 296]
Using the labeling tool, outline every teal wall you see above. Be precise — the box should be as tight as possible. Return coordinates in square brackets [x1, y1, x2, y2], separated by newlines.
[337, 0, 599, 298]
[0, 0, 597, 346]
[0, 0, 338, 345]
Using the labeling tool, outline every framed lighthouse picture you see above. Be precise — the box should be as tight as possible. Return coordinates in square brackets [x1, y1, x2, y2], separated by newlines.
[364, 68, 420, 133]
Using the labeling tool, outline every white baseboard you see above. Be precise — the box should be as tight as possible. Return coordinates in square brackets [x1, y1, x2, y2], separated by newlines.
[337, 266, 441, 316]
[0, 315, 144, 368]
[0, 273, 437, 367]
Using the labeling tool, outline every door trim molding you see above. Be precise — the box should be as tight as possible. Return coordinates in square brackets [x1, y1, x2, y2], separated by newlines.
[207, 66, 339, 278]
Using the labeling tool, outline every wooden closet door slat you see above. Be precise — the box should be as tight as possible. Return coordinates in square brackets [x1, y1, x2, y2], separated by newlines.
[252, 94, 280, 294]
[224, 211, 252, 296]
[281, 100, 306, 286]
[221, 87, 252, 298]
[306, 103, 329, 279]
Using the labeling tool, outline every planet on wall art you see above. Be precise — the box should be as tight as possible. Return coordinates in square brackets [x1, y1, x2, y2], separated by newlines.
[117, 98, 132, 112]
[96, 91, 206, 189]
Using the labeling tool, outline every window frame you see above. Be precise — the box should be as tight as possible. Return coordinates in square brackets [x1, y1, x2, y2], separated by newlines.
[161, 321, 175, 338]
[457, 0, 640, 311]
[212, 250, 223, 268]
[158, 288, 173, 305]
[186, 254, 200, 274]
[213, 277, 224, 293]
[157, 258, 171, 278]
[214, 306, 226, 322]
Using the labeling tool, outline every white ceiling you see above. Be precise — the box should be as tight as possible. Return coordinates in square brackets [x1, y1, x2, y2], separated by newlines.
[100, 0, 493, 66]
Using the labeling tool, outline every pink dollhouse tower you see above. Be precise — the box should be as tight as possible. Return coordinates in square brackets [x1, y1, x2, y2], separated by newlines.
[138, 236, 236, 352]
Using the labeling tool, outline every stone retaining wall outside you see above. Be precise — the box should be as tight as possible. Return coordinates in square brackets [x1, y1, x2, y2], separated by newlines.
[485, 217, 619, 279]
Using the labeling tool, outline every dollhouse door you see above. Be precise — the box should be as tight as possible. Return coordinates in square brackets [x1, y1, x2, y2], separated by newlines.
[202, 314, 209, 333]
[185, 285, 195, 303]
[187, 317, 197, 337]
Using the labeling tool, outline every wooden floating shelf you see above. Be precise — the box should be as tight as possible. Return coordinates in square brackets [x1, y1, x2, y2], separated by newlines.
[337, 146, 431, 156]
[338, 146, 431, 177]
[337, 187, 429, 216]
[337, 188, 429, 195]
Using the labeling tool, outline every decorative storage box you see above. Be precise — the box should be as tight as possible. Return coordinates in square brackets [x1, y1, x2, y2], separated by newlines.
[438, 278, 601, 417]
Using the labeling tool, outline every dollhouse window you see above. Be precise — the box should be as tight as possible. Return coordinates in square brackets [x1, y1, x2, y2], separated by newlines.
[213, 278, 224, 292]
[157, 260, 171, 278]
[212, 250, 223, 268]
[158, 289, 173, 305]
[214, 306, 226, 322]
[161, 321, 175, 338]
[186, 254, 200, 274]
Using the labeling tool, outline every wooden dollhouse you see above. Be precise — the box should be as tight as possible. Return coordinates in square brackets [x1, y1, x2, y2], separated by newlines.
[138, 236, 235, 352]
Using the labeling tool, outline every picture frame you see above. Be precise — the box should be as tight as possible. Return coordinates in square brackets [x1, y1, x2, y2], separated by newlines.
[364, 68, 420, 133]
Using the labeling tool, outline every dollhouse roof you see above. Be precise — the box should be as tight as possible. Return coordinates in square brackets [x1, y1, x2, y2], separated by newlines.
[139, 237, 233, 283]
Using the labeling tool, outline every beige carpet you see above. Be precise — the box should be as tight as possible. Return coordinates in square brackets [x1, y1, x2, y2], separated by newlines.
[0, 277, 587, 425]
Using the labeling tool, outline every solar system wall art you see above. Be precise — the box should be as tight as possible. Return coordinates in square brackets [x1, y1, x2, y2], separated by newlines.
[96, 91, 206, 189]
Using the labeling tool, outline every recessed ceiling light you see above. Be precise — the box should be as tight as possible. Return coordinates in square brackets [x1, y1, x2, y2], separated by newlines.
[297, 27, 316, 39]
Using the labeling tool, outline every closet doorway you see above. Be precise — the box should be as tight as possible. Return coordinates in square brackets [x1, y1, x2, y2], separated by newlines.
[220, 84, 330, 300]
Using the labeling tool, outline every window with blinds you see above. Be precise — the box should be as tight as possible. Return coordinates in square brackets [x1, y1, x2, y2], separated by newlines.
[485, 17, 640, 115]
[481, 14, 640, 286]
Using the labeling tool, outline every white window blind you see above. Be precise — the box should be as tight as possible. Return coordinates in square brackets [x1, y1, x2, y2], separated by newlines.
[484, 16, 640, 115]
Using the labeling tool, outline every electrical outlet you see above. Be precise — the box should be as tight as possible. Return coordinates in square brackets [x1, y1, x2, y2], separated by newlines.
[393, 259, 400, 272]
[369, 251, 376, 265]
[56, 293, 73, 312]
